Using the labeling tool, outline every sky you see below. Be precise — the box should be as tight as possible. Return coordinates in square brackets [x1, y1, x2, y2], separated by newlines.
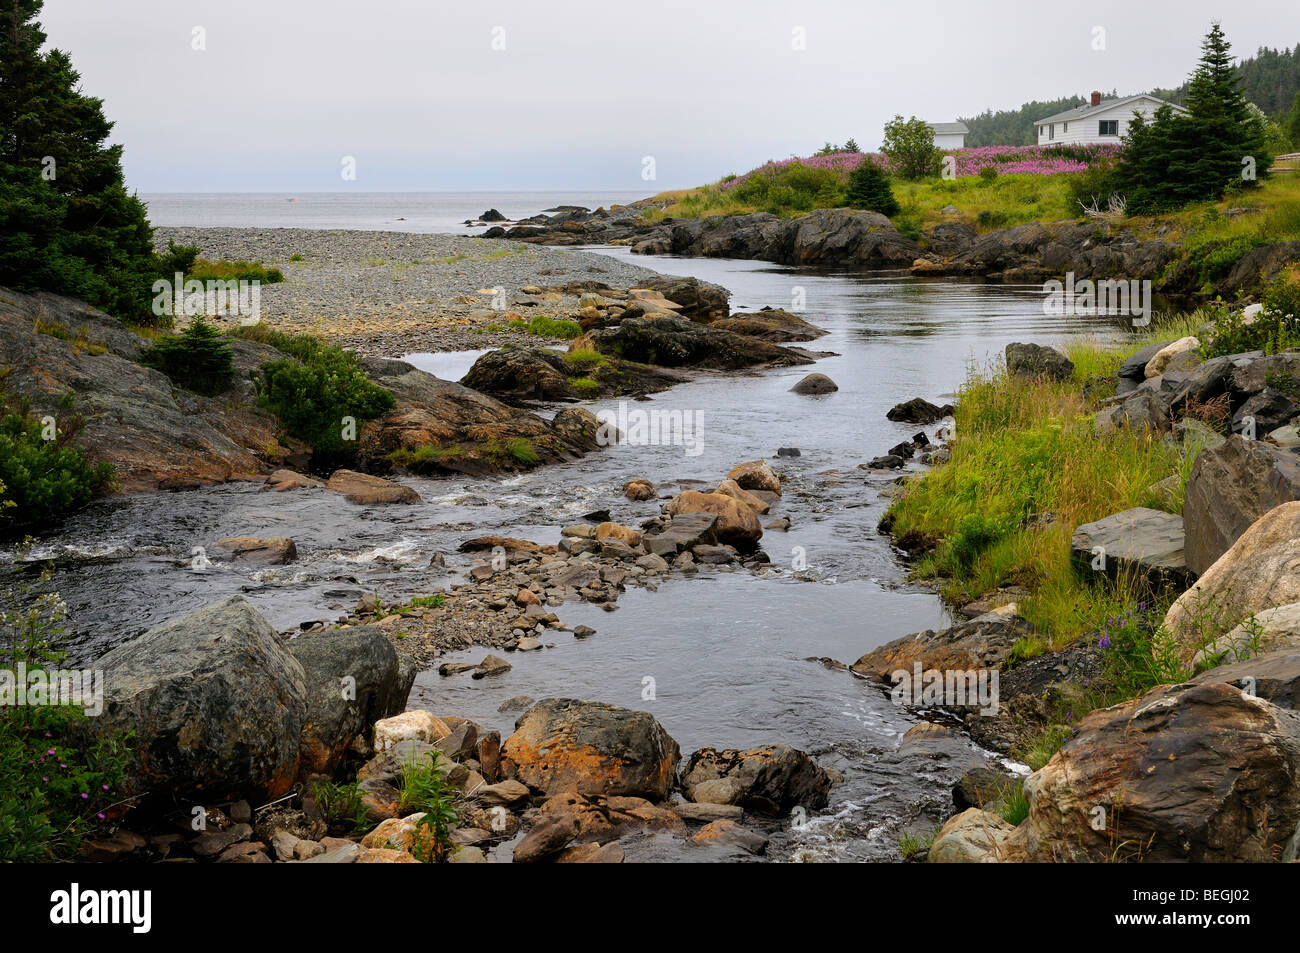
[36, 0, 1300, 192]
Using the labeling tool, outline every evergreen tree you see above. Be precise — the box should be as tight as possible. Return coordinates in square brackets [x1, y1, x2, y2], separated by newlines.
[0, 0, 157, 320]
[843, 160, 899, 216]
[1117, 24, 1272, 211]
[1287, 91, 1300, 149]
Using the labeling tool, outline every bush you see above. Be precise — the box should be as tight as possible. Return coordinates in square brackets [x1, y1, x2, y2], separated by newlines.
[881, 115, 942, 180]
[0, 561, 133, 860]
[400, 752, 458, 863]
[0, 406, 116, 531]
[843, 160, 900, 216]
[727, 160, 845, 215]
[1202, 276, 1300, 356]
[522, 315, 582, 340]
[140, 317, 235, 396]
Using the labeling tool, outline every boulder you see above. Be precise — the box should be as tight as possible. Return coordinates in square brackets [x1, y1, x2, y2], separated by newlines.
[373, 710, 451, 751]
[691, 818, 768, 854]
[886, 397, 954, 424]
[850, 607, 1032, 681]
[1144, 336, 1200, 378]
[663, 491, 762, 549]
[326, 469, 422, 505]
[501, 698, 680, 800]
[1069, 506, 1192, 590]
[473, 655, 512, 679]
[790, 373, 838, 395]
[262, 469, 324, 491]
[1190, 648, 1300, 709]
[577, 315, 814, 370]
[1005, 342, 1074, 381]
[287, 626, 411, 774]
[513, 813, 581, 863]
[623, 478, 655, 501]
[681, 745, 830, 815]
[1182, 436, 1300, 575]
[725, 459, 782, 495]
[1117, 340, 1174, 382]
[714, 309, 827, 343]
[594, 521, 642, 547]
[642, 513, 719, 556]
[715, 479, 770, 514]
[927, 808, 1018, 863]
[1014, 681, 1300, 862]
[1165, 502, 1300, 662]
[87, 597, 307, 801]
[208, 537, 297, 565]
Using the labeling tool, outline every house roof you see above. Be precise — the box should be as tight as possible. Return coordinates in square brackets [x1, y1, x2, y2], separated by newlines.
[1034, 94, 1186, 125]
[928, 122, 969, 135]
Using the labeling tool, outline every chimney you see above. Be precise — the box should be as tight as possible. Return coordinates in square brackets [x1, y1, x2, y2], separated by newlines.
[1090, 90, 1102, 107]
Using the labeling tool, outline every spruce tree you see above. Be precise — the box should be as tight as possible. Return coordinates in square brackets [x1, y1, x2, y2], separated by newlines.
[0, 0, 157, 320]
[843, 160, 900, 216]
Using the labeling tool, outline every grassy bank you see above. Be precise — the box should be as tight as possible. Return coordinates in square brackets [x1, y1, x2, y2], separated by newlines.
[882, 312, 1215, 649]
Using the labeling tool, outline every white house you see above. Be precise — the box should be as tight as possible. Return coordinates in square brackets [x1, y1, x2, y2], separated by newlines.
[928, 121, 968, 150]
[1034, 92, 1187, 147]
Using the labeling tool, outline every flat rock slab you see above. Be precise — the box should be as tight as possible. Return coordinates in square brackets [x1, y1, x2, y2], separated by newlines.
[1190, 649, 1300, 710]
[1070, 506, 1192, 589]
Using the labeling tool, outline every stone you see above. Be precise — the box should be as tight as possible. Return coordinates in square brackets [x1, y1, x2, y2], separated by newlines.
[85, 597, 307, 801]
[790, 373, 838, 395]
[288, 625, 410, 774]
[715, 479, 770, 514]
[850, 606, 1031, 681]
[475, 779, 531, 807]
[501, 698, 680, 800]
[1013, 681, 1300, 862]
[642, 512, 719, 556]
[1166, 501, 1300, 662]
[1117, 340, 1174, 381]
[1190, 648, 1300, 709]
[578, 315, 815, 371]
[325, 469, 422, 505]
[928, 808, 1018, 863]
[664, 491, 762, 549]
[1005, 342, 1074, 381]
[691, 819, 768, 854]
[208, 536, 297, 565]
[671, 800, 744, 822]
[595, 521, 642, 547]
[301, 842, 361, 863]
[680, 744, 830, 815]
[513, 813, 581, 863]
[623, 479, 656, 501]
[634, 553, 668, 572]
[1069, 506, 1192, 590]
[1183, 437, 1300, 575]
[555, 841, 625, 863]
[726, 459, 782, 494]
[263, 469, 324, 491]
[887, 397, 954, 424]
[1144, 336, 1200, 378]
[472, 654, 512, 679]
[864, 454, 904, 470]
[373, 710, 451, 751]
[498, 694, 535, 713]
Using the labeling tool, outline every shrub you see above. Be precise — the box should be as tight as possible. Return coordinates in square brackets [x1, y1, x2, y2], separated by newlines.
[400, 752, 458, 863]
[978, 165, 999, 183]
[140, 317, 235, 396]
[0, 405, 116, 531]
[843, 160, 900, 216]
[309, 780, 370, 835]
[881, 115, 942, 180]
[0, 560, 133, 860]
[523, 315, 582, 340]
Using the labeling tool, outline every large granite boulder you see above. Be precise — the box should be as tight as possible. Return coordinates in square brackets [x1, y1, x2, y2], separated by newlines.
[1005, 342, 1074, 381]
[1182, 436, 1300, 575]
[663, 490, 762, 549]
[1165, 501, 1300, 663]
[89, 597, 308, 801]
[928, 808, 1019, 863]
[1190, 648, 1300, 710]
[578, 315, 815, 371]
[287, 626, 413, 774]
[680, 744, 831, 814]
[1011, 681, 1300, 862]
[501, 699, 680, 801]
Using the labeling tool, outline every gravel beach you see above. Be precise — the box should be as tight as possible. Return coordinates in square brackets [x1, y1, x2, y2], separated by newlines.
[153, 226, 667, 356]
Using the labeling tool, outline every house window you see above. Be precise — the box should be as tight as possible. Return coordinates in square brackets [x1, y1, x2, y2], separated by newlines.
[1099, 120, 1119, 136]
[1063, 122, 1068, 132]
[1049, 124, 1055, 140]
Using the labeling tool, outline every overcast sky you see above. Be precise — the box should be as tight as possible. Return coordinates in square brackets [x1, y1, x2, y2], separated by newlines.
[39, 0, 1300, 192]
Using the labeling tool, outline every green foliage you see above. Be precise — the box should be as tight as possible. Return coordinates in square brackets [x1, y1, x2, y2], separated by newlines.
[0, 403, 116, 530]
[185, 259, 284, 284]
[943, 513, 1016, 574]
[235, 326, 395, 462]
[1015, 723, 1074, 771]
[504, 438, 539, 466]
[569, 376, 599, 393]
[0, 560, 133, 860]
[407, 593, 446, 609]
[843, 160, 900, 216]
[140, 317, 235, 396]
[1202, 276, 1300, 356]
[0, 1, 158, 322]
[522, 315, 582, 340]
[309, 780, 370, 835]
[400, 752, 458, 863]
[726, 160, 845, 215]
[881, 115, 942, 180]
[1117, 25, 1273, 213]
[1096, 605, 1189, 697]
[963, 96, 1092, 146]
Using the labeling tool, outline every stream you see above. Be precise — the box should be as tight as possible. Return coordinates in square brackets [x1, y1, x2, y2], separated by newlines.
[5, 250, 1122, 861]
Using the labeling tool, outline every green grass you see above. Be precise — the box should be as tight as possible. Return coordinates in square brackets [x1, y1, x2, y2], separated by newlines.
[185, 258, 284, 284]
[522, 315, 582, 340]
[897, 827, 938, 860]
[406, 593, 446, 609]
[569, 377, 599, 394]
[387, 444, 464, 468]
[564, 348, 608, 370]
[883, 320, 1214, 646]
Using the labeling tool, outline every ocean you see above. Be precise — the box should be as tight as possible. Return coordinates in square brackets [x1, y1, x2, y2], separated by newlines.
[139, 191, 652, 235]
